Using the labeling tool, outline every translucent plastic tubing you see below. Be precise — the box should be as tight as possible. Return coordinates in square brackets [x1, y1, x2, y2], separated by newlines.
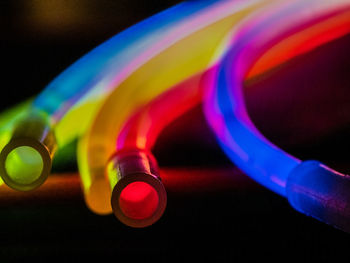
[77, 0, 276, 223]
[0, 100, 84, 183]
[0, 0, 230, 191]
[204, 0, 350, 232]
[111, 73, 205, 227]
[117, 6, 350, 156]
[3, 0, 349, 230]
[78, 0, 350, 227]
[112, 6, 350, 228]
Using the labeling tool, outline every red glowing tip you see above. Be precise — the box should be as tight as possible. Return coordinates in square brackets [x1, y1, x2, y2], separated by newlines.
[119, 181, 159, 220]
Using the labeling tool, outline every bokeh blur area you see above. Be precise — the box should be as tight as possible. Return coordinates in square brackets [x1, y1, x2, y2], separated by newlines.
[1, 0, 350, 261]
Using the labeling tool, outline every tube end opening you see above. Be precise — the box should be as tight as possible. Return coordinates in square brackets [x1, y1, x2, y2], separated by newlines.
[0, 137, 52, 191]
[111, 173, 167, 228]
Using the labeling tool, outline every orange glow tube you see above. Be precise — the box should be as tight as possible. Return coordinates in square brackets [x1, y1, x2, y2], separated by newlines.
[110, 73, 204, 227]
[247, 8, 350, 78]
[116, 73, 204, 152]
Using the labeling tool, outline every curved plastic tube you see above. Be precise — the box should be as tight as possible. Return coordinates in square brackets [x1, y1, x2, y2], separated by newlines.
[116, 72, 204, 152]
[204, 0, 350, 231]
[79, 0, 350, 217]
[78, 0, 273, 216]
[108, 149, 166, 228]
[112, 6, 350, 226]
[3, 0, 346, 191]
[34, 0, 221, 126]
[117, 7, 350, 152]
[0, 101, 32, 186]
[0, 102, 55, 190]
[0, 100, 32, 151]
[0, 100, 84, 188]
[0, 0, 224, 190]
[246, 9, 350, 78]
[109, 72, 204, 227]
[204, 0, 350, 196]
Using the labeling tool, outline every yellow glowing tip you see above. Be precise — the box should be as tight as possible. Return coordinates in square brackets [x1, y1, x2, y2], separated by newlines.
[5, 146, 44, 185]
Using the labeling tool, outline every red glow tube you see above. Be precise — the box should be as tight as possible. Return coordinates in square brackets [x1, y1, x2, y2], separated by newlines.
[108, 73, 203, 227]
[109, 8, 350, 227]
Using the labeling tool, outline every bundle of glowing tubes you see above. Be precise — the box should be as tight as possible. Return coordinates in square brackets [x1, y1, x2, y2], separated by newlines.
[1, 0, 350, 230]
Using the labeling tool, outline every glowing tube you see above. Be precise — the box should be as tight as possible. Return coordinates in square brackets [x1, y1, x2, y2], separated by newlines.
[247, 9, 350, 78]
[3, 0, 344, 191]
[205, 0, 350, 196]
[0, 100, 32, 151]
[35, 0, 230, 147]
[81, 0, 350, 221]
[108, 150, 166, 228]
[34, 1, 222, 124]
[112, 9, 350, 225]
[0, 0, 225, 191]
[117, 7, 350, 152]
[0, 100, 81, 188]
[204, 1, 350, 231]
[0, 101, 32, 186]
[118, 7, 350, 153]
[78, 0, 273, 217]
[116, 73, 204, 151]
[0, 112, 56, 191]
[109, 72, 204, 227]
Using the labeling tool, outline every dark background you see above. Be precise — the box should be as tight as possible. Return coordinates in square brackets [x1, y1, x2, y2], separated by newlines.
[1, 0, 350, 261]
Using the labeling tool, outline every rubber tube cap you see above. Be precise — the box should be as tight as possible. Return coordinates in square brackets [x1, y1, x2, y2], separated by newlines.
[286, 160, 350, 233]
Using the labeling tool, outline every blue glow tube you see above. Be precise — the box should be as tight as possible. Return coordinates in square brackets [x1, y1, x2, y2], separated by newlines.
[205, 0, 349, 196]
[33, 0, 222, 124]
[204, 0, 350, 231]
